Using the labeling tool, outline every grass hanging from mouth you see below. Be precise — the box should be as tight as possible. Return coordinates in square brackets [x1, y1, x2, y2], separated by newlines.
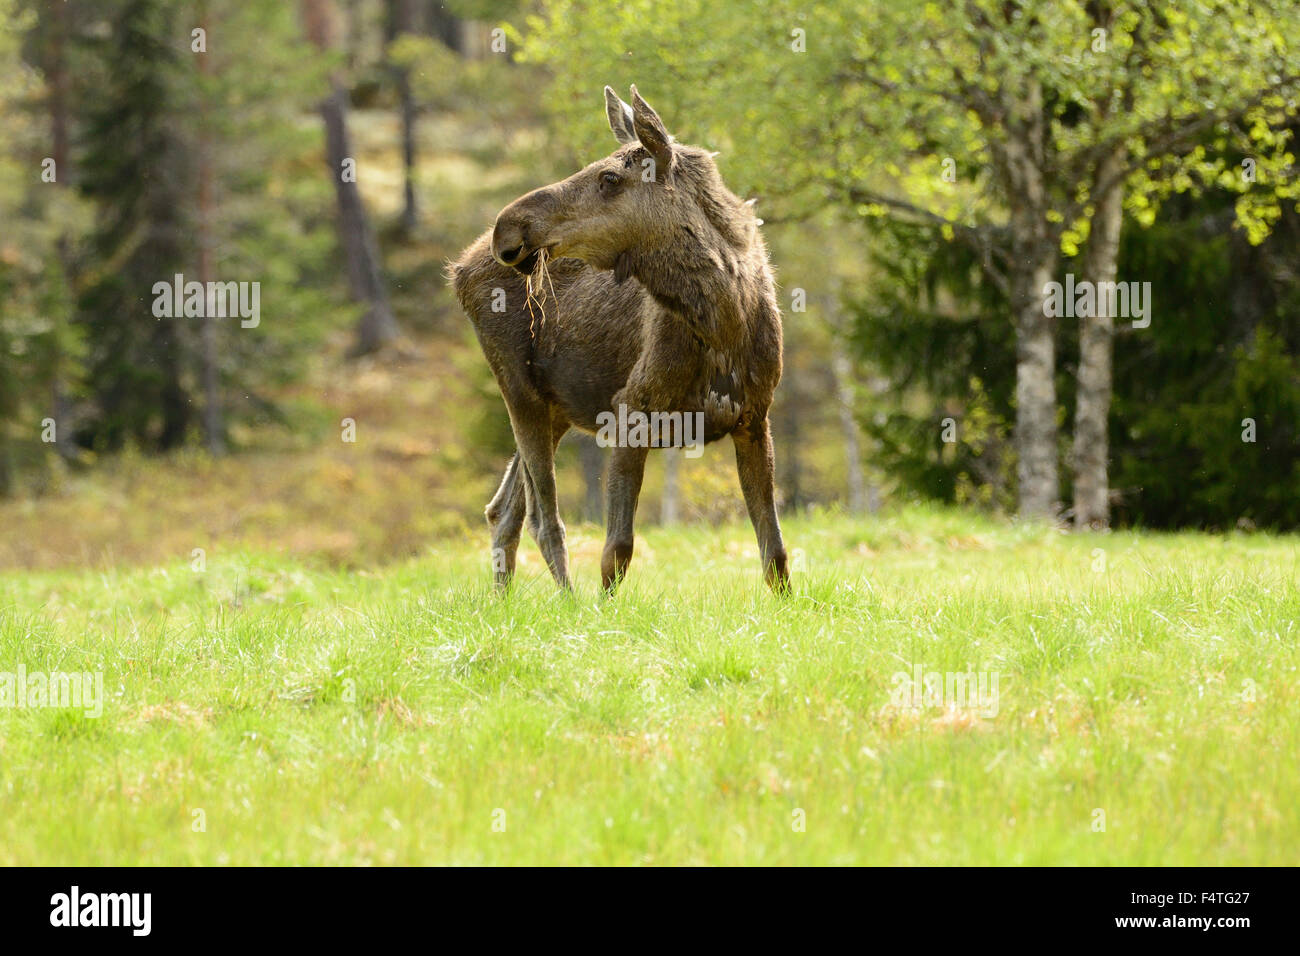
[525, 248, 557, 342]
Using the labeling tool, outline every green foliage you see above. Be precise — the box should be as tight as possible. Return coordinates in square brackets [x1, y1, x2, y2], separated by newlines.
[518, 0, 812, 211]
[176, 0, 350, 423]
[849, 221, 1020, 510]
[446, 0, 520, 22]
[522, 0, 1299, 523]
[397, 30, 549, 156]
[1110, 193, 1300, 529]
[855, 186, 1300, 529]
[0, 0, 354, 470]
[0, 250, 83, 492]
[74, 0, 195, 449]
[522, 0, 1298, 233]
[0, 0, 89, 492]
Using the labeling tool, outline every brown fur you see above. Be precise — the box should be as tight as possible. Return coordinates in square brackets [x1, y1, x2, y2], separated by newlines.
[450, 86, 789, 593]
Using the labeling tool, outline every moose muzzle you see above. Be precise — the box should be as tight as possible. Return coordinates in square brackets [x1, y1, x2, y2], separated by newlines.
[491, 186, 563, 273]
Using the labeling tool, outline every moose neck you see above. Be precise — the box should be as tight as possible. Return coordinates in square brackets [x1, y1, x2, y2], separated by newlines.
[619, 221, 759, 349]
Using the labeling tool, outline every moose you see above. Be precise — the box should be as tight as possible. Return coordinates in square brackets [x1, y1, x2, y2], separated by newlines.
[451, 86, 789, 594]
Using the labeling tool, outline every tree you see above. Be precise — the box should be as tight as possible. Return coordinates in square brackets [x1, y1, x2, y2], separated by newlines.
[384, 0, 420, 235]
[0, 0, 91, 489]
[848, 163, 1300, 529]
[38, 0, 78, 461]
[1061, 3, 1299, 527]
[576, 433, 604, 522]
[8, 0, 350, 461]
[521, 0, 1299, 521]
[195, 0, 223, 453]
[848, 219, 1019, 512]
[301, 0, 402, 356]
[660, 448, 680, 524]
[76, 0, 195, 451]
[1109, 186, 1300, 529]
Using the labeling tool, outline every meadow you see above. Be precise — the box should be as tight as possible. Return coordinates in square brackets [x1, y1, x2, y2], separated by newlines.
[2, 506, 1295, 865]
[3, 0, 1298, 874]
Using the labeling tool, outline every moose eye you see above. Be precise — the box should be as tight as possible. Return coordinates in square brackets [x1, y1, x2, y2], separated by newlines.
[600, 170, 622, 191]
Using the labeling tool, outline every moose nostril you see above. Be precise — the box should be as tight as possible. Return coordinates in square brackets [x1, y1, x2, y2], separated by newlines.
[500, 244, 525, 265]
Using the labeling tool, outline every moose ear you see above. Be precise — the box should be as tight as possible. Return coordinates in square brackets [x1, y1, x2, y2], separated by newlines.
[604, 86, 637, 145]
[629, 85, 673, 178]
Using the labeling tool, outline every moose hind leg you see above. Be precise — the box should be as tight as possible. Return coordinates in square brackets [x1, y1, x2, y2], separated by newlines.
[486, 452, 526, 590]
[733, 414, 790, 593]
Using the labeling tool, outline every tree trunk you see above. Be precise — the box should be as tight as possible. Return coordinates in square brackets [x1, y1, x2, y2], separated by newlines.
[154, 318, 191, 450]
[576, 433, 604, 522]
[398, 69, 417, 234]
[304, 0, 401, 356]
[1001, 80, 1060, 521]
[197, 3, 224, 454]
[831, 353, 867, 514]
[47, 0, 69, 181]
[780, 391, 802, 512]
[1011, 254, 1059, 520]
[320, 81, 401, 355]
[341, 0, 363, 69]
[386, 0, 418, 234]
[661, 447, 681, 524]
[0, 432, 12, 498]
[429, 5, 464, 53]
[46, 0, 75, 462]
[1072, 151, 1124, 529]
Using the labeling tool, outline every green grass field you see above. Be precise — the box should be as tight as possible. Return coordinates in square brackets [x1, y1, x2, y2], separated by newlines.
[1, 506, 1296, 865]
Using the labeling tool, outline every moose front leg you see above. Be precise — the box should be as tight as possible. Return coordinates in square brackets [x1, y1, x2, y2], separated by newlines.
[601, 444, 649, 593]
[732, 413, 790, 593]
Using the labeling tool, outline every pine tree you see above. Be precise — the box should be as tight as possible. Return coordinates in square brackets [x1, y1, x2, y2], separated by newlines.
[76, 0, 195, 450]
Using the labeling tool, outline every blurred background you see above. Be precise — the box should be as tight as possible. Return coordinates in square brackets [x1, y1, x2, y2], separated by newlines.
[0, 0, 1296, 571]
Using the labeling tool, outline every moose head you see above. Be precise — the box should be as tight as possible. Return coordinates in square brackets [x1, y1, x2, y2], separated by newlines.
[491, 86, 728, 279]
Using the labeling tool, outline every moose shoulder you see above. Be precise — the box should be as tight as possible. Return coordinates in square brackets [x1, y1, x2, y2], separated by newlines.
[450, 85, 789, 594]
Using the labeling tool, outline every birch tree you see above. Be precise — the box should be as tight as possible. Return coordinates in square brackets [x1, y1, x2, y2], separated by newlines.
[523, 0, 1300, 520]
